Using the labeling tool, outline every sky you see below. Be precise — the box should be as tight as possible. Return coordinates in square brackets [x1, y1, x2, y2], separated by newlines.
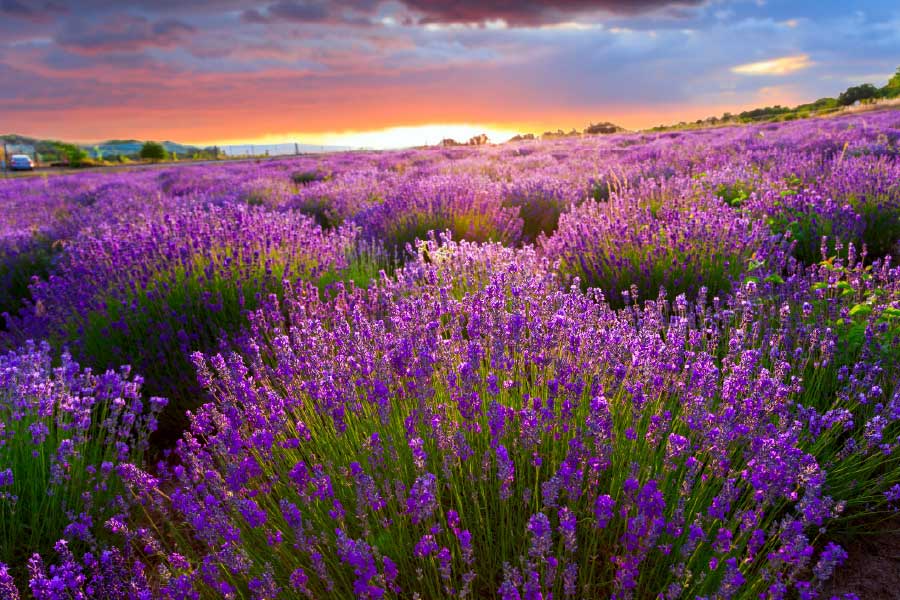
[0, 0, 898, 148]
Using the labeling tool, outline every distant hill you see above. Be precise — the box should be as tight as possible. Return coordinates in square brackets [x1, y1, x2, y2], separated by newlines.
[1, 134, 63, 156]
[1, 135, 354, 162]
[92, 140, 203, 158]
[1, 134, 207, 160]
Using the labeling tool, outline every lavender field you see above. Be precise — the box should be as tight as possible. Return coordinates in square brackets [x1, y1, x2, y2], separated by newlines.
[2, 111, 900, 599]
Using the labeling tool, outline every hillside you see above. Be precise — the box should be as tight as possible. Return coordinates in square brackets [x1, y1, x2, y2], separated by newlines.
[91, 140, 203, 157]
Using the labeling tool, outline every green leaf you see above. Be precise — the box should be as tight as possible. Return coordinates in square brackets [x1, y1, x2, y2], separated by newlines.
[849, 303, 872, 318]
[747, 259, 765, 271]
[764, 274, 784, 284]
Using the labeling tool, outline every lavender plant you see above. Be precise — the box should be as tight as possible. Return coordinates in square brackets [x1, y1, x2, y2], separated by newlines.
[7, 204, 361, 437]
[356, 175, 523, 254]
[109, 242, 898, 598]
[0, 109, 898, 598]
[0, 340, 166, 580]
[544, 178, 767, 306]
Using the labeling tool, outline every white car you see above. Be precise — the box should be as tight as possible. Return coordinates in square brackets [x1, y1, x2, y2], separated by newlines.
[9, 154, 35, 171]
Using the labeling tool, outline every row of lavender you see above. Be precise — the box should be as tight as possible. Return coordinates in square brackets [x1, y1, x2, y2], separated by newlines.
[0, 111, 898, 597]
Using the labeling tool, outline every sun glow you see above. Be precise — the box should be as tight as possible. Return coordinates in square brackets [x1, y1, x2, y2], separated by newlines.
[214, 123, 527, 150]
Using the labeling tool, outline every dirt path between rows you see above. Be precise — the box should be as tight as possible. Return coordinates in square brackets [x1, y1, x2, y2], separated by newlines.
[824, 525, 900, 599]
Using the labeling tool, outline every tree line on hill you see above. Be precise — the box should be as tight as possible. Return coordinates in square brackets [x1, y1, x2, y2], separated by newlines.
[440, 122, 627, 147]
[0, 136, 221, 168]
[652, 66, 900, 131]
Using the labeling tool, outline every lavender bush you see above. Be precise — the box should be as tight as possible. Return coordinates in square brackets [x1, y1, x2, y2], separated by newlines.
[355, 175, 523, 254]
[543, 178, 768, 306]
[6, 204, 363, 436]
[0, 340, 165, 577]
[0, 110, 898, 597]
[115, 244, 898, 598]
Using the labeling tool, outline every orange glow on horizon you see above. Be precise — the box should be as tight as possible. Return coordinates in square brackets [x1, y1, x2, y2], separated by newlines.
[201, 101, 800, 149]
[5, 95, 809, 149]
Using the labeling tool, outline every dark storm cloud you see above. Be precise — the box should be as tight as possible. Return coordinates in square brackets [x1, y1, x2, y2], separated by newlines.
[400, 0, 707, 25]
[240, 8, 270, 24]
[0, 0, 34, 17]
[1, 0, 65, 21]
[241, 0, 383, 25]
[57, 15, 195, 53]
[268, 1, 331, 22]
[240, 0, 707, 27]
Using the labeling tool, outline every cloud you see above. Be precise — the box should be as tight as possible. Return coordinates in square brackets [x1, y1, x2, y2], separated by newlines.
[2, 0, 898, 144]
[401, 0, 706, 26]
[268, 1, 331, 22]
[240, 8, 270, 24]
[242, 0, 381, 25]
[0, 0, 65, 22]
[244, 0, 709, 27]
[731, 54, 813, 76]
[57, 15, 195, 53]
[1, 0, 34, 17]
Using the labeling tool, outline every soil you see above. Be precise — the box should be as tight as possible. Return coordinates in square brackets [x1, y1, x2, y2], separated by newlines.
[824, 527, 900, 599]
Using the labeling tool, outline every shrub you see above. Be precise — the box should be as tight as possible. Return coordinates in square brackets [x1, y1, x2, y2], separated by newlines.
[0, 340, 165, 582]
[0, 234, 59, 329]
[295, 195, 343, 229]
[139, 142, 166, 162]
[544, 181, 766, 306]
[357, 175, 522, 256]
[501, 180, 573, 244]
[109, 251, 899, 598]
[755, 156, 900, 263]
[11, 205, 358, 439]
[54, 143, 88, 167]
[292, 170, 325, 185]
[2, 107, 900, 599]
[239, 178, 294, 208]
[838, 84, 879, 106]
[288, 168, 390, 227]
[714, 181, 753, 207]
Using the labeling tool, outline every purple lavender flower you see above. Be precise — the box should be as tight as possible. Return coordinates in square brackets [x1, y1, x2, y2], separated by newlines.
[406, 473, 438, 525]
[813, 542, 848, 582]
[526, 512, 552, 561]
[594, 494, 615, 529]
[559, 506, 578, 553]
[0, 564, 19, 600]
[496, 444, 515, 500]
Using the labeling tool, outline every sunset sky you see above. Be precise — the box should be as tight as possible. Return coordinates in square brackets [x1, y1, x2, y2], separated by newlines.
[1, 0, 898, 148]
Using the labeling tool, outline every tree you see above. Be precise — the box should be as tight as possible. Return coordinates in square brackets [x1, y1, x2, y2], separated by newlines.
[584, 122, 624, 135]
[837, 83, 879, 106]
[55, 142, 88, 166]
[140, 141, 167, 161]
[887, 67, 900, 90]
[882, 67, 900, 99]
